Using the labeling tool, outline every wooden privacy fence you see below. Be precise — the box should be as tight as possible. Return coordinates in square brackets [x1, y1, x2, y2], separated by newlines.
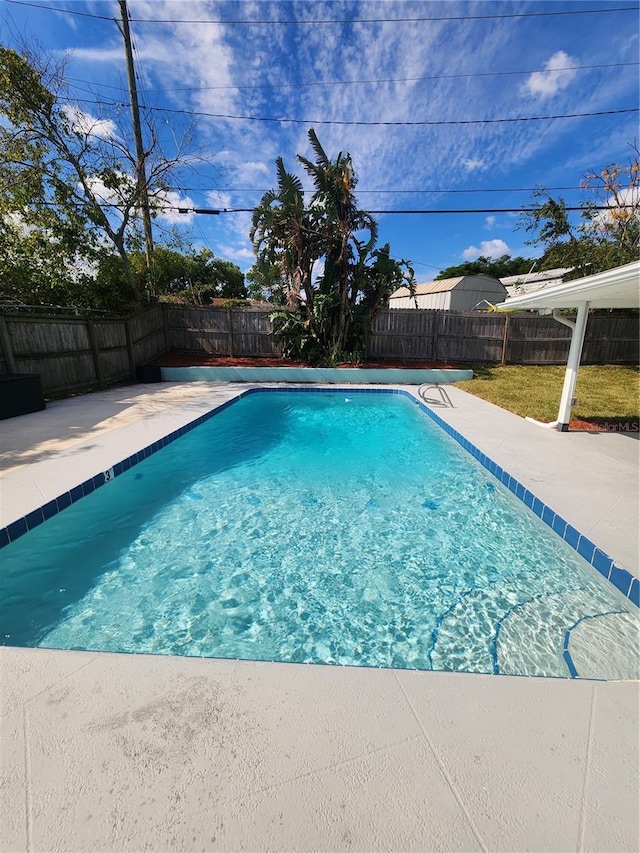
[369, 309, 639, 365]
[164, 305, 281, 357]
[0, 305, 637, 396]
[0, 306, 165, 395]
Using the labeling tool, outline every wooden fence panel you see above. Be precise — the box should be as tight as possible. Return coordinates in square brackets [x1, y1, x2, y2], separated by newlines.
[582, 315, 639, 363]
[434, 313, 506, 362]
[16, 353, 96, 392]
[0, 306, 165, 394]
[129, 307, 166, 367]
[165, 306, 278, 356]
[97, 349, 131, 381]
[92, 321, 127, 350]
[368, 310, 436, 359]
[231, 309, 280, 356]
[9, 316, 90, 356]
[506, 315, 571, 364]
[7, 316, 95, 392]
[131, 329, 166, 366]
[165, 306, 229, 354]
[128, 306, 164, 343]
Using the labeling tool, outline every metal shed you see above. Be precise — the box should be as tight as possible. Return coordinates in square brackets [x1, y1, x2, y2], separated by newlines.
[389, 274, 507, 311]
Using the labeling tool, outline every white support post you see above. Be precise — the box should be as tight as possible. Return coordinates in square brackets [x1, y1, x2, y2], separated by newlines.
[556, 302, 590, 431]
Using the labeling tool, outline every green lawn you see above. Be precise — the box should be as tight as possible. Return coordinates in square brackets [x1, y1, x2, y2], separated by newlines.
[454, 364, 639, 423]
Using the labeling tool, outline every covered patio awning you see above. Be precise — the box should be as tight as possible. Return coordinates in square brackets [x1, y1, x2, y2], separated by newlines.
[494, 260, 640, 431]
[496, 260, 640, 311]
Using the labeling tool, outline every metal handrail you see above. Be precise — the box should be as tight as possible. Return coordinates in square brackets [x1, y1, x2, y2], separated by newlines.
[418, 383, 454, 408]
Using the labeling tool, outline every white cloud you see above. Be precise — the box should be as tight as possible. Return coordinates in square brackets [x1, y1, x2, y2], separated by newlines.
[462, 158, 486, 172]
[66, 47, 124, 64]
[151, 189, 196, 224]
[522, 51, 578, 99]
[84, 176, 195, 226]
[61, 106, 117, 140]
[206, 190, 232, 209]
[484, 216, 496, 230]
[234, 161, 271, 185]
[462, 239, 510, 260]
[591, 185, 640, 230]
[85, 173, 135, 207]
[216, 244, 255, 263]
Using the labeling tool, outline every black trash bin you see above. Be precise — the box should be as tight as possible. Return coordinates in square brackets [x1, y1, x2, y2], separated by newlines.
[136, 365, 163, 383]
[0, 374, 46, 419]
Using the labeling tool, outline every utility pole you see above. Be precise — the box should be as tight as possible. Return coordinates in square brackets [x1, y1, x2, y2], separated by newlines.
[118, 0, 154, 295]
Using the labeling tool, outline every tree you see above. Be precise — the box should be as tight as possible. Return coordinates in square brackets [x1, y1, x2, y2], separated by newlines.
[436, 255, 535, 280]
[0, 45, 197, 305]
[245, 258, 288, 304]
[250, 129, 414, 362]
[102, 247, 246, 305]
[520, 145, 640, 277]
[250, 155, 319, 311]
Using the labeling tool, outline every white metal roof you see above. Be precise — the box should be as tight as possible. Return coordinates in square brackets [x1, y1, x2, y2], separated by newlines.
[390, 277, 463, 299]
[500, 267, 573, 287]
[390, 274, 505, 300]
[495, 260, 640, 310]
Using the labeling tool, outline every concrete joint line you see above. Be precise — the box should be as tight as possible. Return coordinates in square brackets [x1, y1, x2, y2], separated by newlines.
[585, 491, 625, 541]
[394, 673, 489, 853]
[576, 685, 597, 852]
[218, 732, 424, 808]
[27, 471, 46, 502]
[4, 654, 100, 720]
[23, 704, 32, 853]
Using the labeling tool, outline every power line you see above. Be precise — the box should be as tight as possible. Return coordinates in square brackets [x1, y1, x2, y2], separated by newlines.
[168, 205, 636, 215]
[25, 200, 637, 217]
[59, 96, 640, 126]
[65, 62, 640, 95]
[180, 185, 587, 195]
[5, 0, 116, 20]
[5, 0, 638, 25]
[150, 106, 640, 127]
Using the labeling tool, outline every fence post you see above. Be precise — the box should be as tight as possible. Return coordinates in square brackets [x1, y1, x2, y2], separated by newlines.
[161, 304, 170, 354]
[0, 315, 17, 374]
[124, 317, 136, 378]
[501, 314, 510, 365]
[431, 311, 439, 361]
[86, 320, 104, 388]
[227, 307, 234, 357]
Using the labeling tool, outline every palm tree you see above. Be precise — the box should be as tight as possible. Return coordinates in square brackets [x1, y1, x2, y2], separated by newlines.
[251, 130, 414, 362]
[250, 157, 320, 313]
[298, 129, 378, 354]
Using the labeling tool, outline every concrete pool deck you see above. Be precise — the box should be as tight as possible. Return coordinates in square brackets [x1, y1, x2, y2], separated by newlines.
[1, 381, 638, 852]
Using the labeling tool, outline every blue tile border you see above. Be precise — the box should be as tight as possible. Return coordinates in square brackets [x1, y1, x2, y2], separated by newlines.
[1, 385, 638, 610]
[405, 390, 638, 610]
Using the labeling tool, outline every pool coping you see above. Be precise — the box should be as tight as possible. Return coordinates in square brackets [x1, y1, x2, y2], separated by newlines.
[2, 385, 637, 613]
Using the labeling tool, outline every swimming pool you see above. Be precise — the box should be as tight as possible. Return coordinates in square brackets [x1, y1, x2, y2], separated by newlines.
[1, 389, 638, 679]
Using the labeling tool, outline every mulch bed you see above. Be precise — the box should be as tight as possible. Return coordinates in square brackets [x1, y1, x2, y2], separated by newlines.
[152, 353, 457, 370]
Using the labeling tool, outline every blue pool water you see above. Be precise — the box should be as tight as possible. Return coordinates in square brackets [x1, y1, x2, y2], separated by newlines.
[1, 391, 638, 679]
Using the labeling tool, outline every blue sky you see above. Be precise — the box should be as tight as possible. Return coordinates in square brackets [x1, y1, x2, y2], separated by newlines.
[2, 0, 639, 280]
